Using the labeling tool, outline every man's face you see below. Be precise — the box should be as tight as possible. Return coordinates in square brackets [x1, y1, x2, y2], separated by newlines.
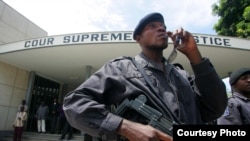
[137, 22, 168, 50]
[233, 73, 250, 94]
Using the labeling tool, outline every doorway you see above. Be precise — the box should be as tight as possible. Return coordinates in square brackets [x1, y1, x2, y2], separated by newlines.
[26, 75, 61, 132]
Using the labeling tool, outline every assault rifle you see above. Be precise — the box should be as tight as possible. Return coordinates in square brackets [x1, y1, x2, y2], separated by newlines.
[114, 95, 175, 136]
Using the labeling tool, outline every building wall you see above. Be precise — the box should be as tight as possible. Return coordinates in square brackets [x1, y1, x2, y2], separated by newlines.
[0, 0, 47, 45]
[0, 1, 48, 130]
[0, 61, 30, 130]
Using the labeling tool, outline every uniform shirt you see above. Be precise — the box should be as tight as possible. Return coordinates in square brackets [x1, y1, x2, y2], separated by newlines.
[13, 111, 27, 127]
[51, 102, 60, 116]
[217, 92, 250, 124]
[63, 53, 227, 140]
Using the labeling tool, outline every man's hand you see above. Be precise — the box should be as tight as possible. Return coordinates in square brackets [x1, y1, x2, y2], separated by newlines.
[168, 28, 202, 65]
[117, 119, 173, 141]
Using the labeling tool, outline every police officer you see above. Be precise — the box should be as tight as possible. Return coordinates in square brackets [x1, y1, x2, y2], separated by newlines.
[217, 68, 250, 124]
[63, 12, 227, 141]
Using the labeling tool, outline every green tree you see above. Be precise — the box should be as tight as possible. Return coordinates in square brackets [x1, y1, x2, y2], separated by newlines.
[212, 0, 250, 38]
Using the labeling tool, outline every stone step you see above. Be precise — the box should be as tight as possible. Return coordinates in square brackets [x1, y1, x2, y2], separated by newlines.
[2, 131, 85, 141]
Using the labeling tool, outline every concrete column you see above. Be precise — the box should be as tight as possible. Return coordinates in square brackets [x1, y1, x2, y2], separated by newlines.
[85, 65, 92, 80]
[24, 71, 36, 130]
[25, 71, 36, 105]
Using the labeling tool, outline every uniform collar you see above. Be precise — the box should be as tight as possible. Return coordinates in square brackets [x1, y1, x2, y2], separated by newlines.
[232, 92, 250, 101]
[135, 52, 168, 70]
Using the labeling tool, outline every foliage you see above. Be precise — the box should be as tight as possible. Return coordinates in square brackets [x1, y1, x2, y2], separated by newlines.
[212, 0, 250, 39]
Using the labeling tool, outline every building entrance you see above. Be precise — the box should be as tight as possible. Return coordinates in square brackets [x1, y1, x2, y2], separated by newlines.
[26, 75, 61, 132]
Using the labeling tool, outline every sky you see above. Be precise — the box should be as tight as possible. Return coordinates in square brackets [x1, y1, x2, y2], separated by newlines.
[3, 0, 231, 92]
[3, 0, 220, 36]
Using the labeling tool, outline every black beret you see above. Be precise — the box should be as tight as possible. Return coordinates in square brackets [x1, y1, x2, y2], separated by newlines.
[229, 68, 250, 85]
[133, 12, 164, 40]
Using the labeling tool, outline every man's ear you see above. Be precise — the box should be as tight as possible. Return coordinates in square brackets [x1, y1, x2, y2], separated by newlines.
[135, 35, 141, 42]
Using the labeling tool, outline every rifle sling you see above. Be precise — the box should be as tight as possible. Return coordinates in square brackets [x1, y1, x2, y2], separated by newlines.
[131, 57, 180, 124]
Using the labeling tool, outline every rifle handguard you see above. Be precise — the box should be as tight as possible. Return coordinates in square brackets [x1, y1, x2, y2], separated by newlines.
[114, 95, 175, 136]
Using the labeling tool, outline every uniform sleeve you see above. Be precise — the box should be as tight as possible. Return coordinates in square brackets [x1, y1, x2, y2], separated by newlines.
[63, 61, 126, 140]
[191, 58, 228, 122]
[217, 98, 242, 124]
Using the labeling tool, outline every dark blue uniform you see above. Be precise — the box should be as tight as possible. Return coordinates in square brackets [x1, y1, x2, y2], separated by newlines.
[217, 92, 250, 124]
[63, 53, 227, 140]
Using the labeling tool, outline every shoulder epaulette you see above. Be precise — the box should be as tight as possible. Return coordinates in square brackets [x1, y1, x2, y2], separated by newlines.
[110, 56, 132, 62]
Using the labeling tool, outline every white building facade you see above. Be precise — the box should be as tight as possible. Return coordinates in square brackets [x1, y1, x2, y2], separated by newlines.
[0, 0, 250, 131]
